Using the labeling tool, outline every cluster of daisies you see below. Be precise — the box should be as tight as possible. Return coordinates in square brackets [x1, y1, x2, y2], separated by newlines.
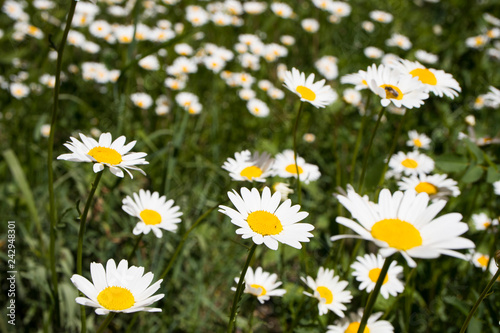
[57, 132, 184, 314]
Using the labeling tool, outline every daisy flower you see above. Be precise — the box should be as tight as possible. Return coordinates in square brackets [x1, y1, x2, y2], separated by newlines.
[331, 188, 475, 267]
[406, 130, 431, 150]
[315, 55, 339, 80]
[283, 68, 338, 108]
[70, 259, 164, 315]
[301, 18, 319, 33]
[122, 189, 182, 238]
[398, 173, 460, 200]
[351, 253, 404, 299]
[57, 132, 148, 178]
[415, 50, 438, 64]
[386, 33, 412, 50]
[343, 88, 362, 106]
[272, 149, 321, 184]
[366, 64, 429, 109]
[301, 267, 352, 317]
[130, 92, 153, 109]
[232, 267, 286, 304]
[340, 70, 369, 90]
[326, 310, 394, 333]
[471, 213, 499, 231]
[494, 180, 500, 195]
[469, 251, 490, 271]
[270, 2, 294, 18]
[388, 151, 434, 178]
[369, 10, 393, 23]
[273, 182, 294, 201]
[9, 82, 29, 99]
[218, 187, 314, 250]
[246, 98, 270, 117]
[392, 59, 461, 99]
[222, 150, 274, 182]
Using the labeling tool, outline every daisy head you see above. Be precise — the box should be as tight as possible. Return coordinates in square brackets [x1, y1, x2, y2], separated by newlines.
[388, 150, 435, 178]
[218, 187, 314, 250]
[283, 68, 338, 108]
[471, 213, 499, 231]
[222, 150, 274, 182]
[469, 251, 490, 271]
[122, 189, 182, 238]
[397, 173, 460, 201]
[351, 253, 404, 299]
[301, 267, 352, 317]
[232, 267, 286, 304]
[272, 149, 321, 184]
[57, 132, 148, 178]
[326, 309, 394, 333]
[366, 64, 429, 109]
[406, 130, 431, 150]
[332, 188, 475, 267]
[70, 259, 164, 315]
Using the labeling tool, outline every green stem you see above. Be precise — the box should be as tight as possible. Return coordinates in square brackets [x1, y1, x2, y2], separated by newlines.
[357, 256, 392, 333]
[47, 0, 78, 329]
[77, 171, 103, 333]
[164, 109, 190, 195]
[349, 94, 371, 184]
[292, 102, 305, 205]
[376, 110, 409, 193]
[159, 204, 218, 280]
[127, 234, 144, 262]
[459, 265, 500, 333]
[358, 106, 385, 194]
[96, 312, 116, 333]
[228, 244, 257, 333]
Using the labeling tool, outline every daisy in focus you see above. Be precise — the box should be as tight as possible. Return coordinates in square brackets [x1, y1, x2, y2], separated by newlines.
[222, 150, 274, 182]
[57, 132, 148, 178]
[326, 309, 394, 333]
[331, 188, 475, 267]
[366, 64, 429, 109]
[272, 149, 321, 184]
[70, 259, 164, 315]
[283, 67, 338, 108]
[387, 150, 435, 178]
[301, 267, 352, 317]
[232, 267, 286, 304]
[406, 130, 431, 150]
[122, 189, 182, 238]
[397, 173, 460, 201]
[351, 253, 404, 299]
[218, 187, 314, 250]
[392, 59, 461, 99]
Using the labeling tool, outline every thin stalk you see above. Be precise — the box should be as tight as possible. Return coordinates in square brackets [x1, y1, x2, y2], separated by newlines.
[358, 106, 385, 193]
[159, 204, 218, 280]
[76, 171, 103, 333]
[349, 94, 371, 184]
[47, 1, 78, 329]
[164, 109, 189, 195]
[127, 234, 144, 262]
[292, 102, 305, 205]
[357, 257, 392, 333]
[376, 109, 409, 193]
[459, 265, 500, 333]
[96, 312, 116, 333]
[228, 244, 258, 333]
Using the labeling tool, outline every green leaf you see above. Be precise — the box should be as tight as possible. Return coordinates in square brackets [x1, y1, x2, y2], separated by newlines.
[461, 165, 484, 183]
[464, 139, 485, 164]
[435, 154, 469, 173]
[486, 166, 500, 183]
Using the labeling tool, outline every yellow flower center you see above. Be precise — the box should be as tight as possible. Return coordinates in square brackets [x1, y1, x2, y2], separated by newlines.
[296, 85, 316, 101]
[285, 164, 303, 175]
[401, 158, 418, 169]
[88, 147, 123, 165]
[140, 209, 162, 225]
[477, 255, 489, 267]
[120, 36, 132, 43]
[415, 182, 437, 195]
[345, 322, 370, 333]
[249, 284, 267, 296]
[413, 138, 422, 147]
[371, 218, 423, 251]
[137, 101, 144, 107]
[316, 286, 333, 304]
[368, 268, 389, 284]
[240, 166, 263, 180]
[97, 286, 135, 311]
[410, 68, 437, 85]
[361, 79, 368, 86]
[380, 84, 403, 100]
[246, 210, 283, 236]
[483, 222, 491, 228]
